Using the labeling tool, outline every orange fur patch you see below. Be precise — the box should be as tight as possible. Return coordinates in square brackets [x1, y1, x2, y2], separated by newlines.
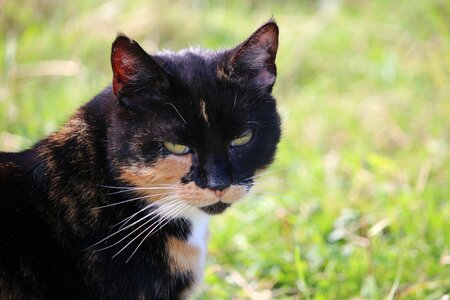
[216, 66, 230, 81]
[166, 237, 201, 275]
[119, 154, 248, 207]
[221, 185, 248, 203]
[176, 182, 247, 207]
[119, 155, 192, 201]
[37, 112, 95, 177]
[199, 99, 209, 125]
[47, 112, 91, 147]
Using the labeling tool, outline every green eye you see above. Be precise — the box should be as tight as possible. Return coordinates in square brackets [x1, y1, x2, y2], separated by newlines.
[162, 142, 190, 155]
[231, 130, 253, 147]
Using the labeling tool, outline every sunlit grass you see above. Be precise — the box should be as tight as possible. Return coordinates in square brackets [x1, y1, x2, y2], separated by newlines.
[1, 0, 449, 298]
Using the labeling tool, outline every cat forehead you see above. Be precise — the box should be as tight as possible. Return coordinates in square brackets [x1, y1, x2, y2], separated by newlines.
[143, 48, 268, 131]
[155, 49, 241, 109]
[157, 47, 220, 64]
[155, 48, 223, 83]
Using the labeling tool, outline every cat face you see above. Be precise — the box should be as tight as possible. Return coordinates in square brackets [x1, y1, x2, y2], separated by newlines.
[108, 22, 280, 214]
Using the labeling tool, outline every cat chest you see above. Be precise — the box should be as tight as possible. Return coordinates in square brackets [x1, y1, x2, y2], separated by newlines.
[166, 237, 204, 276]
[166, 211, 210, 294]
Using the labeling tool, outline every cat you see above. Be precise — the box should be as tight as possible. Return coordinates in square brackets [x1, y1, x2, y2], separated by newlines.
[0, 21, 281, 299]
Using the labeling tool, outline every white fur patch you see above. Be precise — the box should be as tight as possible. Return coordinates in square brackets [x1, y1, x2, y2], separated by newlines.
[178, 206, 210, 275]
[157, 202, 209, 292]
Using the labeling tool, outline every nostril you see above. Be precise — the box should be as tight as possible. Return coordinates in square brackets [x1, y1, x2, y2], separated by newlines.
[214, 189, 225, 198]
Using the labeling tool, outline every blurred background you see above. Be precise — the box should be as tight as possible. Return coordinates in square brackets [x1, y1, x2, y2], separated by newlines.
[1, 0, 449, 298]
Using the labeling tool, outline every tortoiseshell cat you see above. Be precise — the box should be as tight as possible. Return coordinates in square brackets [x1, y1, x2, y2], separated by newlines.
[0, 21, 280, 299]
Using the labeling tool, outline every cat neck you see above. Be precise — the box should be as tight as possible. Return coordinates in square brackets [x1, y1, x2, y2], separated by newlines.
[178, 207, 210, 250]
[167, 206, 210, 292]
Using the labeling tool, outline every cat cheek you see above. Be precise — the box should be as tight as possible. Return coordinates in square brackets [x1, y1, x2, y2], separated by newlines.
[175, 182, 217, 206]
[118, 154, 193, 193]
[221, 185, 248, 204]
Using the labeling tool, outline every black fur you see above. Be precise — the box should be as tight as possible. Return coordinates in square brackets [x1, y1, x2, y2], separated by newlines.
[0, 21, 281, 299]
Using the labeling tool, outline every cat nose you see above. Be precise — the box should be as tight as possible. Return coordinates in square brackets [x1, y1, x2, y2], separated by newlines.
[206, 176, 230, 192]
[214, 189, 225, 198]
[196, 154, 232, 192]
[205, 161, 231, 191]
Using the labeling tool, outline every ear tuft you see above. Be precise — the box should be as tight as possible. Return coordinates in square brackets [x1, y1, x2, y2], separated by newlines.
[229, 21, 279, 89]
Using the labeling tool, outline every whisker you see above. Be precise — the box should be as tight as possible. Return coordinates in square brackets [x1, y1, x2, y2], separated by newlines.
[110, 205, 152, 230]
[92, 192, 174, 210]
[96, 218, 154, 252]
[115, 187, 175, 191]
[253, 192, 282, 202]
[251, 191, 297, 207]
[89, 198, 179, 249]
[98, 184, 176, 191]
[115, 196, 179, 230]
[113, 201, 187, 260]
[124, 201, 189, 262]
[105, 189, 173, 196]
[232, 89, 239, 111]
[245, 167, 291, 181]
[234, 85, 251, 112]
[253, 190, 284, 197]
[163, 102, 188, 126]
[113, 197, 180, 232]
[144, 200, 196, 234]
[90, 214, 152, 250]
[93, 200, 181, 252]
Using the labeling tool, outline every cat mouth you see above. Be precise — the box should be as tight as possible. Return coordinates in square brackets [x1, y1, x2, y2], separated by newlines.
[200, 201, 231, 215]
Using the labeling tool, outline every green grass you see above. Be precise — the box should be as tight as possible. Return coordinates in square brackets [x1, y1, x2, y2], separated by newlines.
[1, 0, 449, 298]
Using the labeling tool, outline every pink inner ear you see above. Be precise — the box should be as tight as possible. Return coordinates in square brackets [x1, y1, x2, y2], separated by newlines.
[229, 22, 278, 88]
[112, 48, 139, 95]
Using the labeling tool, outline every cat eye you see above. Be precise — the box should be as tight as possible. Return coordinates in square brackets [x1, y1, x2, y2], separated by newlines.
[231, 130, 253, 147]
[162, 141, 190, 155]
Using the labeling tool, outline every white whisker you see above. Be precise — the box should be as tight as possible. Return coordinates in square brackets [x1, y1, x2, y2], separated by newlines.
[98, 184, 175, 191]
[98, 184, 174, 189]
[113, 198, 180, 232]
[245, 167, 290, 181]
[116, 196, 180, 230]
[163, 102, 188, 126]
[94, 200, 181, 252]
[111, 204, 153, 230]
[115, 187, 175, 191]
[113, 201, 187, 260]
[105, 189, 174, 196]
[124, 201, 189, 262]
[92, 192, 174, 210]
[90, 198, 179, 249]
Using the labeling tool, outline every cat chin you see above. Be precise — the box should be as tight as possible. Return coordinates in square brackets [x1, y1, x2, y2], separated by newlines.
[200, 201, 231, 215]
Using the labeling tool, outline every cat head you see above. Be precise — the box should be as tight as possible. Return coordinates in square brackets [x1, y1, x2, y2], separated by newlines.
[108, 21, 280, 215]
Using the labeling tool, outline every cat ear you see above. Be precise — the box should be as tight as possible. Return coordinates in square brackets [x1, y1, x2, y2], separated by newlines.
[227, 21, 279, 89]
[111, 35, 168, 96]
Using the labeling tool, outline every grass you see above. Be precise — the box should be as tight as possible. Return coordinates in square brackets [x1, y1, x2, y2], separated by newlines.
[1, 0, 449, 298]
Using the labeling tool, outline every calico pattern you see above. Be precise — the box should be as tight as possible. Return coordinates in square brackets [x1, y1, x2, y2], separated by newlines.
[0, 21, 280, 299]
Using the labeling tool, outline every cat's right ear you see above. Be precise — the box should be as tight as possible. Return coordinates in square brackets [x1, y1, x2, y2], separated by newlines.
[221, 21, 279, 91]
[111, 35, 168, 96]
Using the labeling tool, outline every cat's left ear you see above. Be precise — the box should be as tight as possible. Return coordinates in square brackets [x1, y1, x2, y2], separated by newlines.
[226, 21, 279, 90]
[111, 35, 168, 96]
